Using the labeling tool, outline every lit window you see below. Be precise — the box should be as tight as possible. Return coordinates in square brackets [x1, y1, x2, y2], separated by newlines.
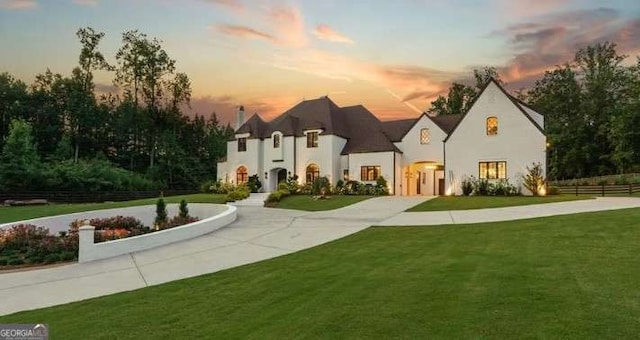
[273, 134, 280, 148]
[486, 117, 498, 135]
[360, 166, 381, 181]
[236, 166, 248, 184]
[479, 161, 506, 179]
[420, 128, 430, 144]
[237, 138, 247, 152]
[306, 163, 320, 183]
[307, 132, 318, 148]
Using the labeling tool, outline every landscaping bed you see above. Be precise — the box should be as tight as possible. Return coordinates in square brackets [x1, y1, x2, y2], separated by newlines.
[0, 199, 200, 270]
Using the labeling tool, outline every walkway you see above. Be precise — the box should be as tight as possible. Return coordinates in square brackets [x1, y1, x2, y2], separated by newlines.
[0, 196, 425, 316]
[378, 197, 640, 226]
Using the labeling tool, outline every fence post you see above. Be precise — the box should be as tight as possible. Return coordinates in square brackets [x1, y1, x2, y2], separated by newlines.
[602, 184, 605, 197]
[575, 183, 578, 196]
[631, 184, 633, 196]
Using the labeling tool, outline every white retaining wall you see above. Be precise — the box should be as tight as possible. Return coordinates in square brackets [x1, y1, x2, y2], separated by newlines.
[77, 204, 237, 262]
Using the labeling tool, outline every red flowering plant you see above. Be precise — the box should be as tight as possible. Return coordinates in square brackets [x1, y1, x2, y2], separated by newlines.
[1, 224, 77, 267]
[69, 216, 150, 243]
[162, 216, 200, 230]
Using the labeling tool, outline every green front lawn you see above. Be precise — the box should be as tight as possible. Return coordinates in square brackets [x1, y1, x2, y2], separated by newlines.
[2, 208, 640, 338]
[407, 195, 593, 212]
[0, 194, 226, 224]
[271, 195, 373, 211]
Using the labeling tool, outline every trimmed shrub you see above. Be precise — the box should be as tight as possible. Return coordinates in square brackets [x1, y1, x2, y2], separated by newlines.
[474, 179, 490, 196]
[179, 200, 189, 218]
[522, 162, 546, 195]
[60, 251, 76, 261]
[44, 253, 61, 264]
[7, 258, 24, 266]
[461, 178, 474, 196]
[312, 176, 331, 196]
[285, 175, 301, 194]
[375, 176, 389, 195]
[225, 184, 250, 202]
[155, 198, 168, 227]
[247, 174, 262, 193]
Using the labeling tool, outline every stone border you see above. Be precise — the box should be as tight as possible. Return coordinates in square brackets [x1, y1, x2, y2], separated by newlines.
[78, 204, 237, 263]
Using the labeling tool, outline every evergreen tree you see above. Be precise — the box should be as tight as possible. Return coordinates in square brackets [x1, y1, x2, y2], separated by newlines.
[0, 119, 41, 190]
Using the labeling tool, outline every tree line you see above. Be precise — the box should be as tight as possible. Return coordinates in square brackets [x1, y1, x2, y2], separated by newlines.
[428, 42, 640, 180]
[0, 27, 233, 192]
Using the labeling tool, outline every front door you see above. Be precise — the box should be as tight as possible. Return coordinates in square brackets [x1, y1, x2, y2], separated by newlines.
[277, 169, 287, 184]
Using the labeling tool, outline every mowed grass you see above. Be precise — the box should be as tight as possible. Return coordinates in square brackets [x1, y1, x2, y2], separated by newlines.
[272, 195, 373, 211]
[0, 194, 226, 224]
[407, 195, 593, 212]
[2, 208, 640, 339]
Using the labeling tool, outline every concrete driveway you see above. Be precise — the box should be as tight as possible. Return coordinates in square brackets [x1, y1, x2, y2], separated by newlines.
[378, 197, 640, 226]
[0, 196, 425, 316]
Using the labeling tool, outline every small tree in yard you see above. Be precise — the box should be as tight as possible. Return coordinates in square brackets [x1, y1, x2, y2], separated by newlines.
[155, 198, 168, 228]
[179, 199, 189, 218]
[523, 162, 546, 195]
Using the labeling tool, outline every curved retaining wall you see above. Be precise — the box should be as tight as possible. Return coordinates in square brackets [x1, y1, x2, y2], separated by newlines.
[0, 204, 237, 263]
[77, 204, 237, 262]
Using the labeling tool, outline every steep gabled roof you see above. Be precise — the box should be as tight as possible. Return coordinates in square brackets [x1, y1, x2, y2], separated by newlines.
[381, 118, 417, 142]
[234, 97, 401, 155]
[443, 78, 545, 142]
[340, 105, 402, 154]
[428, 114, 463, 134]
[235, 113, 268, 138]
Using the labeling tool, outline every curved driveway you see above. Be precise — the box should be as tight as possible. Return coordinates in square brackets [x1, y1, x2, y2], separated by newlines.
[2, 196, 639, 316]
[0, 196, 425, 316]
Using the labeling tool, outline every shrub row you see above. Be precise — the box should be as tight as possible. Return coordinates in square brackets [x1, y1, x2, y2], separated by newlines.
[461, 177, 521, 196]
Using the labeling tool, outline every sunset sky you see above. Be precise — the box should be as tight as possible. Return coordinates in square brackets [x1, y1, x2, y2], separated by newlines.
[1, 0, 639, 124]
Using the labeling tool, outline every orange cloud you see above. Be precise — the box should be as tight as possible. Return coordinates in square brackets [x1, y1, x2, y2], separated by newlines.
[313, 24, 354, 44]
[493, 7, 640, 88]
[267, 5, 307, 47]
[214, 24, 275, 42]
[0, 0, 36, 9]
[204, 0, 243, 12]
[268, 48, 457, 111]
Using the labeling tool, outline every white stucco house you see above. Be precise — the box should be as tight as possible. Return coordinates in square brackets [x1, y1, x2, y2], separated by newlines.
[217, 78, 547, 195]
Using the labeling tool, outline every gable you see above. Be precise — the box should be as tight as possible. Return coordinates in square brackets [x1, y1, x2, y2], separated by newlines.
[443, 79, 545, 142]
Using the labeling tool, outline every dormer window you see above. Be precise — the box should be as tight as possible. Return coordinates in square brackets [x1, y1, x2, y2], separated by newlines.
[238, 137, 247, 152]
[486, 117, 498, 135]
[420, 128, 430, 144]
[307, 132, 318, 148]
[273, 134, 281, 148]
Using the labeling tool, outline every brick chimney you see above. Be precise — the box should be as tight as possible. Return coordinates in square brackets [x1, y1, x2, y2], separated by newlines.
[235, 105, 245, 131]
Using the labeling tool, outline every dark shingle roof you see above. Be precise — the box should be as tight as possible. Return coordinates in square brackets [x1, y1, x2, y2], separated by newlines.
[428, 114, 463, 134]
[340, 105, 402, 154]
[235, 97, 402, 155]
[381, 118, 417, 142]
[236, 114, 268, 137]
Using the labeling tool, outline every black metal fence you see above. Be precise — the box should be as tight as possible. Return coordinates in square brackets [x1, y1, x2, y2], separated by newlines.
[0, 190, 199, 204]
[556, 184, 640, 196]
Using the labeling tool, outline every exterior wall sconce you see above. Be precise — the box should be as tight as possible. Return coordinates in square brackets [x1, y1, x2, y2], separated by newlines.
[264, 172, 268, 180]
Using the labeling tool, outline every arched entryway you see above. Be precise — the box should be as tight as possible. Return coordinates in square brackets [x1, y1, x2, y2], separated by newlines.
[402, 161, 444, 196]
[268, 167, 288, 192]
[236, 165, 248, 185]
